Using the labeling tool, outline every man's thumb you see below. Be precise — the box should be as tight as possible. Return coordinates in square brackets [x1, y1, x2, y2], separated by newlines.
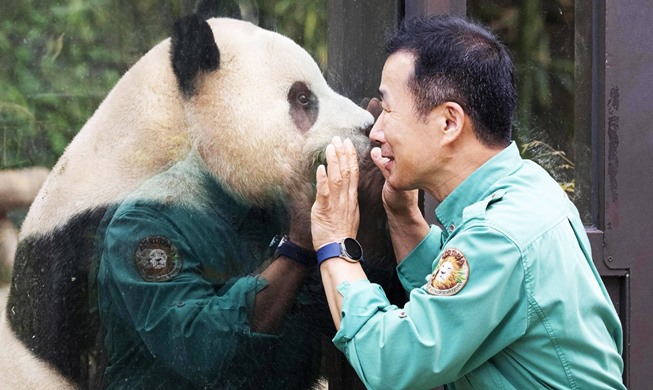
[370, 147, 390, 180]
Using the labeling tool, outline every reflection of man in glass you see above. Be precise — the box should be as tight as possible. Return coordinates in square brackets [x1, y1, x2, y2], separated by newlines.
[96, 150, 322, 389]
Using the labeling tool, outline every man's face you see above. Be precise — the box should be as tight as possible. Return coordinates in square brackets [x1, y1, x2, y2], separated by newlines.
[369, 51, 442, 191]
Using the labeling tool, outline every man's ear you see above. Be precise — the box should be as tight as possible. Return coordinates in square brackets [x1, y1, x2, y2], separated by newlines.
[440, 101, 466, 143]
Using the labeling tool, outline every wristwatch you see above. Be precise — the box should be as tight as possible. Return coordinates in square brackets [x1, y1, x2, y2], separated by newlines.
[273, 235, 317, 268]
[317, 237, 364, 266]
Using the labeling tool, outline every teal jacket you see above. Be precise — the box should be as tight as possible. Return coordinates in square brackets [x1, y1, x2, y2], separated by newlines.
[96, 151, 320, 389]
[334, 143, 625, 389]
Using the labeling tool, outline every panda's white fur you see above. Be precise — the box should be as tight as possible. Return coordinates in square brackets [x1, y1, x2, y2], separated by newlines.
[19, 37, 186, 240]
[3, 16, 373, 387]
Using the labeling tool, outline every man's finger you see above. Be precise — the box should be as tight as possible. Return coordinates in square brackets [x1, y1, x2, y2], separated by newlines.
[344, 139, 359, 197]
[315, 164, 329, 204]
[332, 137, 351, 200]
[325, 143, 342, 189]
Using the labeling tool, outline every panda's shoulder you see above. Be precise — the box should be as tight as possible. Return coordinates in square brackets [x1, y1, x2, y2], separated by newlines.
[125, 158, 210, 210]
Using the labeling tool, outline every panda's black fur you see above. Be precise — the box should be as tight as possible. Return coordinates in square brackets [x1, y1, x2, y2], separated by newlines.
[3, 5, 398, 389]
[7, 207, 107, 383]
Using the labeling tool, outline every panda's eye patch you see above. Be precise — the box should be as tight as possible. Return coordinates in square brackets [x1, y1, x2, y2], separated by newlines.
[288, 81, 315, 107]
[288, 81, 319, 133]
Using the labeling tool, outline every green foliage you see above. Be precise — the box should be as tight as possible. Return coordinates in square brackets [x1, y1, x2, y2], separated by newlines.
[0, 0, 181, 168]
[469, 0, 576, 193]
[521, 140, 575, 194]
[0, 0, 327, 170]
[257, 0, 327, 70]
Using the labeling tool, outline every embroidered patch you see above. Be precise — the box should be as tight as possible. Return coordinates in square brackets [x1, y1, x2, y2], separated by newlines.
[134, 236, 182, 282]
[425, 248, 469, 296]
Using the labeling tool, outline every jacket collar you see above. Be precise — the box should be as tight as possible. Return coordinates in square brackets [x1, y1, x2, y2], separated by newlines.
[435, 141, 522, 234]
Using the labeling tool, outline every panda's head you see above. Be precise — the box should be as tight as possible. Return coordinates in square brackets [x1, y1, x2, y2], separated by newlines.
[171, 15, 373, 205]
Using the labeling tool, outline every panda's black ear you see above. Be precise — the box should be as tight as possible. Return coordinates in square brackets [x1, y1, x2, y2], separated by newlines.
[171, 14, 220, 98]
[194, 0, 242, 20]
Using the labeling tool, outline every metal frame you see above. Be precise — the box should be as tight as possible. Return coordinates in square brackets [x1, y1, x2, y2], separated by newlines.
[574, 0, 653, 387]
[595, 1, 653, 387]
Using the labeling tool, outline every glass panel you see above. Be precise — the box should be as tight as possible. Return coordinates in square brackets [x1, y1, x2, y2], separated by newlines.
[0, 0, 328, 284]
[468, 0, 590, 220]
[0, 0, 329, 386]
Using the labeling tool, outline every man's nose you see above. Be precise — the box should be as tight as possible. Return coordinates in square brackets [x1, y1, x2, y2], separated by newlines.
[368, 120, 378, 140]
[368, 113, 385, 143]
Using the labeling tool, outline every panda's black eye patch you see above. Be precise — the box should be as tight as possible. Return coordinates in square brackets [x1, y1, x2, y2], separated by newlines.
[288, 81, 319, 133]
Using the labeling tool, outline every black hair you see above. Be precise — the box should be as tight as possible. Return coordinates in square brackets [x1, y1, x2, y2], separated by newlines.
[385, 15, 516, 147]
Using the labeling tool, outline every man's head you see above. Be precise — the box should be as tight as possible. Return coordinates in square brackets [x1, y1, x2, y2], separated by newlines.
[369, 15, 517, 197]
[384, 14, 516, 148]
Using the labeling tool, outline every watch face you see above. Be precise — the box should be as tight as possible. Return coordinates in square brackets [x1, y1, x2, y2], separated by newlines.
[343, 238, 363, 260]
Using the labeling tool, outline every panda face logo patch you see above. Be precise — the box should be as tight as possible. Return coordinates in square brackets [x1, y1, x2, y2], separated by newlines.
[135, 236, 182, 282]
[425, 248, 469, 296]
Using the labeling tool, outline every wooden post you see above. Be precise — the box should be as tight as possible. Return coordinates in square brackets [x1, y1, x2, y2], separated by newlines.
[0, 167, 49, 283]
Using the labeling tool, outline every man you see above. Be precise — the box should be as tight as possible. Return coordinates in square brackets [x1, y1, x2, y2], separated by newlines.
[311, 15, 626, 389]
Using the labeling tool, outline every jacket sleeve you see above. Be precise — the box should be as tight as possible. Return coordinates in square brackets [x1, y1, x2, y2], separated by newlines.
[99, 206, 278, 387]
[332, 224, 529, 389]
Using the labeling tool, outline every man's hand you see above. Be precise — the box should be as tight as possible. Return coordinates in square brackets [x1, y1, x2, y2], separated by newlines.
[311, 137, 360, 250]
[311, 137, 367, 330]
[370, 145, 429, 263]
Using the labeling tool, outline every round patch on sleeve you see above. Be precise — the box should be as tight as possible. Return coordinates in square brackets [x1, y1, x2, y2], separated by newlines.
[134, 236, 182, 282]
[425, 248, 470, 296]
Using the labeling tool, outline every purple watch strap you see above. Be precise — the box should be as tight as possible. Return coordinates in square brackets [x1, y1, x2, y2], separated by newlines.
[317, 242, 341, 266]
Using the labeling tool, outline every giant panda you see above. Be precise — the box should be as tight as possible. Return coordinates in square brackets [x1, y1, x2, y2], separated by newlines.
[0, 12, 389, 389]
